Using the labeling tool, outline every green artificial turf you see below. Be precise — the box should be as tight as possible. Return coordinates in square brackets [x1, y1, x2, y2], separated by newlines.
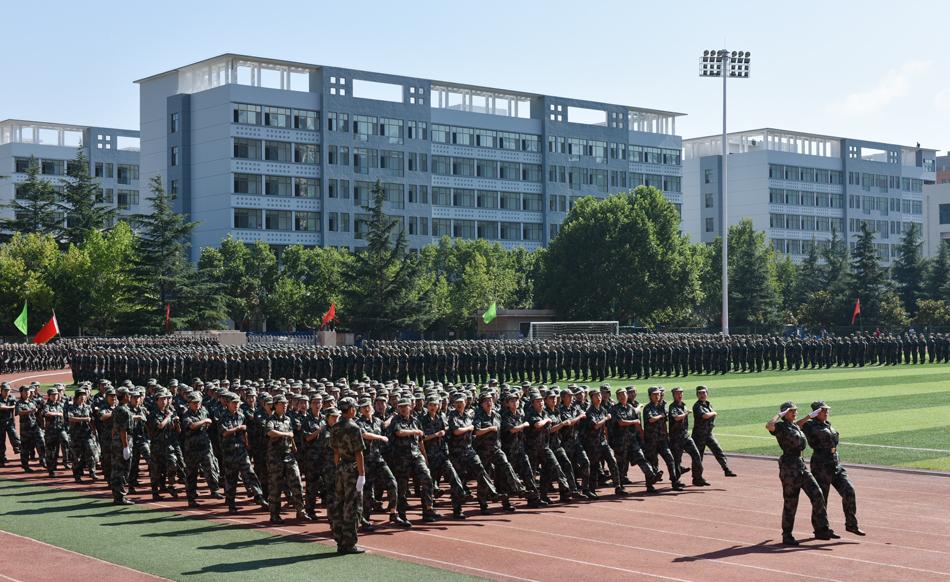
[0, 479, 489, 582]
[534, 364, 950, 471]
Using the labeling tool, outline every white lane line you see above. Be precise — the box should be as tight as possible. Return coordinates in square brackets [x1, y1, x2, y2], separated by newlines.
[717, 433, 950, 453]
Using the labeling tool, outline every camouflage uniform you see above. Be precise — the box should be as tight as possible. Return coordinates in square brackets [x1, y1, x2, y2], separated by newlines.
[642, 399, 682, 488]
[219, 407, 264, 506]
[300, 410, 328, 514]
[692, 398, 734, 475]
[609, 399, 657, 488]
[524, 404, 570, 499]
[0, 389, 21, 464]
[771, 418, 829, 539]
[67, 400, 98, 479]
[391, 412, 434, 515]
[265, 412, 304, 516]
[148, 405, 185, 495]
[181, 405, 222, 502]
[329, 415, 366, 551]
[499, 405, 540, 501]
[421, 408, 466, 511]
[447, 408, 499, 505]
[580, 401, 619, 491]
[668, 398, 705, 485]
[473, 405, 523, 497]
[16, 394, 44, 470]
[356, 413, 398, 516]
[803, 416, 859, 530]
[110, 401, 134, 501]
[43, 398, 69, 473]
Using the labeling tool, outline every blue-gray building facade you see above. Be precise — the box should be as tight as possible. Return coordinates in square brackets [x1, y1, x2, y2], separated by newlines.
[136, 55, 684, 260]
[0, 120, 142, 228]
[682, 129, 936, 264]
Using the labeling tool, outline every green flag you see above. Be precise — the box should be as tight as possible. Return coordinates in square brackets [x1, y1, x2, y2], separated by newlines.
[482, 302, 497, 324]
[14, 301, 27, 335]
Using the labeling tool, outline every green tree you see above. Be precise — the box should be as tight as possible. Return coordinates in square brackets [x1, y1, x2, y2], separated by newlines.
[343, 178, 435, 333]
[537, 186, 699, 327]
[848, 221, 889, 324]
[879, 294, 909, 328]
[772, 253, 798, 313]
[59, 147, 118, 247]
[820, 224, 850, 296]
[914, 299, 950, 328]
[0, 156, 60, 238]
[729, 218, 781, 330]
[0, 233, 59, 335]
[127, 174, 218, 332]
[267, 244, 344, 330]
[790, 237, 823, 309]
[796, 290, 836, 330]
[923, 242, 950, 302]
[890, 223, 925, 315]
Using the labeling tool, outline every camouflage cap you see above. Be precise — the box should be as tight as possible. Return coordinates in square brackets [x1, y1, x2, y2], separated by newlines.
[696, 385, 709, 393]
[647, 386, 661, 395]
[338, 397, 357, 412]
[357, 398, 372, 408]
[600, 383, 612, 392]
[274, 395, 289, 404]
[324, 407, 341, 417]
[478, 392, 493, 402]
[260, 394, 274, 404]
[116, 387, 130, 397]
[104, 387, 116, 396]
[396, 398, 411, 407]
[780, 401, 797, 413]
[811, 400, 830, 411]
[157, 390, 173, 399]
[671, 386, 683, 393]
[224, 392, 240, 403]
[186, 392, 202, 403]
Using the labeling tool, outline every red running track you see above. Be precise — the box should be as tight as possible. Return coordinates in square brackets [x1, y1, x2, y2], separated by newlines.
[2, 450, 949, 582]
[0, 369, 74, 387]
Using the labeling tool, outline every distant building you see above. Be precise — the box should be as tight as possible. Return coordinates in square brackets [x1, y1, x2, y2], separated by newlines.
[922, 182, 950, 258]
[0, 119, 141, 230]
[683, 128, 936, 264]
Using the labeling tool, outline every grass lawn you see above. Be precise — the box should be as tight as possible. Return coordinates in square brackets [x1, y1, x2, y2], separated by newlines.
[534, 363, 950, 471]
[0, 478, 488, 582]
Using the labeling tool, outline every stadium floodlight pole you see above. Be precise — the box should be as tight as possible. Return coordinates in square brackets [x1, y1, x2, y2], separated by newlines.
[699, 48, 751, 336]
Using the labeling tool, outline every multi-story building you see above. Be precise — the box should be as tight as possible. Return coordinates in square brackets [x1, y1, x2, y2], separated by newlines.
[136, 54, 684, 260]
[935, 153, 950, 184]
[682, 129, 937, 264]
[0, 119, 142, 228]
[922, 182, 950, 258]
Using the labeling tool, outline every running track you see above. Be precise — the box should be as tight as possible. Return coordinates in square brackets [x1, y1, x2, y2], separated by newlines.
[2, 370, 950, 582]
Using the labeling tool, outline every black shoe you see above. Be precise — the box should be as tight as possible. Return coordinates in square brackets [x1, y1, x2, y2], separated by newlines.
[527, 499, 543, 508]
[570, 490, 585, 499]
[270, 515, 285, 524]
[74, 476, 82, 483]
[782, 536, 799, 546]
[503, 503, 517, 512]
[361, 521, 376, 532]
[646, 485, 658, 493]
[453, 510, 467, 519]
[479, 505, 490, 515]
[113, 498, 134, 506]
[846, 525, 866, 536]
[390, 514, 412, 527]
[188, 500, 200, 508]
[488, 493, 508, 503]
[22, 466, 34, 473]
[724, 470, 737, 477]
[256, 497, 270, 510]
[827, 530, 841, 539]
[422, 512, 438, 522]
[615, 487, 630, 496]
[814, 530, 833, 541]
[584, 491, 597, 500]
[337, 546, 366, 555]
[152, 493, 163, 501]
[127, 485, 136, 494]
[540, 497, 554, 505]
[48, 471, 56, 478]
[692, 479, 711, 487]
[168, 488, 179, 499]
[680, 467, 691, 475]
[209, 492, 225, 500]
[228, 506, 239, 515]
[671, 481, 686, 491]
[297, 511, 314, 521]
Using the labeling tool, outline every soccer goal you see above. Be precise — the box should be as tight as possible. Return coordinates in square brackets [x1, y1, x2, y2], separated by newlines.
[528, 321, 619, 340]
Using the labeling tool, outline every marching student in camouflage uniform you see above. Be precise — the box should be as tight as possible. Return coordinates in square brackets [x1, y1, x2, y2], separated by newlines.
[111, 387, 135, 505]
[265, 395, 307, 523]
[43, 387, 69, 476]
[322, 407, 341, 528]
[219, 392, 267, 513]
[16, 386, 44, 472]
[421, 394, 468, 518]
[67, 387, 99, 482]
[127, 389, 150, 492]
[181, 392, 223, 507]
[355, 397, 398, 529]
[0, 382, 21, 467]
[473, 392, 525, 508]
[668, 387, 708, 487]
[391, 397, 440, 523]
[97, 388, 116, 484]
[766, 401, 832, 545]
[148, 389, 184, 499]
[642, 387, 685, 492]
[801, 401, 864, 537]
[329, 397, 367, 554]
[524, 391, 573, 503]
[580, 390, 620, 498]
[557, 387, 591, 497]
[691, 386, 737, 477]
[610, 387, 659, 493]
[300, 394, 328, 518]
[447, 394, 506, 514]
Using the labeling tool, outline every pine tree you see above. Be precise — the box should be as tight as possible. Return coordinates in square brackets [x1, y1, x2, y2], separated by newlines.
[923, 242, 950, 302]
[849, 221, 889, 324]
[889, 222, 925, 315]
[790, 236, 822, 308]
[343, 178, 435, 333]
[0, 155, 60, 239]
[59, 147, 119, 247]
[127, 174, 222, 332]
[728, 218, 780, 330]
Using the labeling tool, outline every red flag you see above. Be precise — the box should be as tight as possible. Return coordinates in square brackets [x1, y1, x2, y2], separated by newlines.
[166, 302, 171, 330]
[321, 303, 336, 327]
[33, 314, 60, 344]
[852, 299, 861, 325]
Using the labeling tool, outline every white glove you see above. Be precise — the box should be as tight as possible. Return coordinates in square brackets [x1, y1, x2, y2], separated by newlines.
[122, 447, 131, 460]
[808, 409, 821, 419]
[356, 476, 366, 492]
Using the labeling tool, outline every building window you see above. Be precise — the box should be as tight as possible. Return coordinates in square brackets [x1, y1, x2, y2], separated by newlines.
[295, 177, 318, 198]
[341, 213, 350, 232]
[170, 180, 180, 200]
[419, 216, 428, 236]
[264, 141, 291, 162]
[477, 190, 497, 209]
[293, 109, 318, 130]
[234, 208, 262, 229]
[41, 159, 65, 176]
[499, 192, 520, 210]
[353, 148, 378, 174]
[453, 189, 475, 208]
[522, 193, 542, 211]
[705, 218, 714, 232]
[294, 211, 320, 232]
[521, 134, 541, 153]
[171, 146, 180, 166]
[432, 187, 450, 206]
[265, 210, 292, 230]
[477, 158, 497, 179]
[499, 161, 519, 180]
[432, 218, 451, 237]
[117, 164, 139, 184]
[523, 164, 543, 183]
[233, 103, 261, 125]
[294, 144, 318, 164]
[407, 121, 427, 140]
[171, 113, 179, 133]
[328, 212, 338, 232]
[523, 223, 541, 241]
[328, 179, 338, 199]
[591, 169, 608, 192]
[264, 106, 291, 128]
[265, 175, 292, 197]
[453, 219, 475, 239]
[500, 222, 520, 240]
[327, 112, 348, 132]
[379, 118, 404, 145]
[234, 138, 261, 159]
[353, 115, 377, 141]
[117, 189, 139, 210]
[705, 193, 714, 208]
[452, 157, 474, 177]
[380, 150, 404, 176]
[704, 169, 713, 184]
[590, 141, 607, 163]
[385, 183, 405, 208]
[478, 221, 498, 239]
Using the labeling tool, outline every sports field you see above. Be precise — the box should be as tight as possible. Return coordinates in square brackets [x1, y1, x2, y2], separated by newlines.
[533, 363, 950, 471]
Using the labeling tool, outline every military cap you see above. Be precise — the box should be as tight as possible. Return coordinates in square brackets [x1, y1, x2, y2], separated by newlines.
[647, 386, 661, 395]
[224, 392, 240, 403]
[357, 398, 372, 408]
[157, 390, 172, 398]
[397, 398, 412, 407]
[696, 386, 708, 393]
[338, 397, 357, 412]
[47, 386, 59, 394]
[186, 392, 202, 403]
[452, 394, 467, 404]
[104, 387, 116, 396]
[671, 387, 683, 393]
[0, 382, 10, 390]
[274, 395, 289, 404]
[324, 407, 341, 417]
[600, 383, 611, 392]
[811, 400, 830, 411]
[245, 389, 258, 397]
[425, 396, 440, 405]
[260, 394, 273, 404]
[75, 387, 88, 395]
[780, 401, 797, 413]
[116, 387, 130, 397]
[375, 394, 388, 402]
[478, 392, 493, 402]
[530, 392, 544, 401]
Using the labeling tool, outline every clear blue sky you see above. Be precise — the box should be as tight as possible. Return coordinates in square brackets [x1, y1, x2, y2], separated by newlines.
[2, 0, 946, 152]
